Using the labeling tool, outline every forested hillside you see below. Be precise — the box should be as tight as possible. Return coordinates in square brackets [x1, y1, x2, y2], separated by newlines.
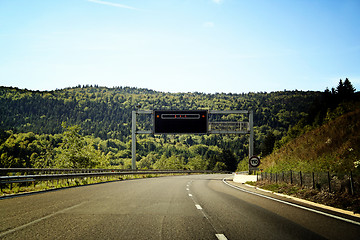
[0, 86, 319, 139]
[262, 106, 360, 173]
[261, 78, 360, 173]
[0, 85, 322, 170]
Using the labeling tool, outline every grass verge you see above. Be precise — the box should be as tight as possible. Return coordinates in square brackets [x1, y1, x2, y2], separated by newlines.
[248, 181, 360, 214]
[0, 173, 184, 197]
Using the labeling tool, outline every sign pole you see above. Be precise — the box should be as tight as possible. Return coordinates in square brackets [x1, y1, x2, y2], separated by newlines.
[249, 110, 254, 172]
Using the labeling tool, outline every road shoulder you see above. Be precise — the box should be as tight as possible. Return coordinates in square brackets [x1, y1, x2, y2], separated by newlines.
[224, 177, 360, 223]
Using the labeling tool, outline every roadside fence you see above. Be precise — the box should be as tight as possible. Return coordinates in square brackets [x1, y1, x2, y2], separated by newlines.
[258, 171, 360, 195]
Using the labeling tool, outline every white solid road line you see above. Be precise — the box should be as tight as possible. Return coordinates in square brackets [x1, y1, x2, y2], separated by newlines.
[222, 178, 360, 226]
[215, 233, 228, 240]
[0, 202, 85, 238]
[195, 204, 202, 210]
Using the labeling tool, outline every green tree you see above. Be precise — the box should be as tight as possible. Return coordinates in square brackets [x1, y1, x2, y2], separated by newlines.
[221, 149, 237, 172]
[54, 122, 107, 168]
[153, 154, 186, 170]
[336, 78, 356, 101]
[187, 156, 207, 170]
[213, 162, 227, 171]
[260, 131, 276, 156]
[342, 78, 356, 96]
[138, 152, 159, 169]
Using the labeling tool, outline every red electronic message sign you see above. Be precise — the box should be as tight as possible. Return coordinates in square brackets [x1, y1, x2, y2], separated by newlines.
[154, 110, 208, 134]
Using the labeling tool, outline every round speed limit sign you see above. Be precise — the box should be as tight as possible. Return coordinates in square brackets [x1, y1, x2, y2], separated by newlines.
[249, 156, 260, 168]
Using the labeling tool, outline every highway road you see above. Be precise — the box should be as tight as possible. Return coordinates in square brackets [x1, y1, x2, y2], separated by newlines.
[1, 174, 360, 239]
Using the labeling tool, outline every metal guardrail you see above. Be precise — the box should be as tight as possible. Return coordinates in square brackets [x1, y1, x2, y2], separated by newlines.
[0, 168, 230, 185]
[0, 168, 172, 174]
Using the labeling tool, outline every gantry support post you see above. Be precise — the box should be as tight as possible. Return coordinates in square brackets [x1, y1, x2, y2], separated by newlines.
[131, 110, 137, 170]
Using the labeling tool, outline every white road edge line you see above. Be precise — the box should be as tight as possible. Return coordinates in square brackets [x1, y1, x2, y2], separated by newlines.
[195, 204, 202, 210]
[222, 178, 360, 226]
[215, 233, 228, 240]
[0, 202, 85, 238]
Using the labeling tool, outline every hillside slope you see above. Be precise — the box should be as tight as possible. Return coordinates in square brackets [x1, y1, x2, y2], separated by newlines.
[261, 106, 360, 173]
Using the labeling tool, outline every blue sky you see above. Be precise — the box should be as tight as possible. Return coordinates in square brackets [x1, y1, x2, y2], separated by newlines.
[0, 0, 359, 93]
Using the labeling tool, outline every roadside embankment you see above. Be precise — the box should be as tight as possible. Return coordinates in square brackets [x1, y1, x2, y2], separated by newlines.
[228, 173, 360, 219]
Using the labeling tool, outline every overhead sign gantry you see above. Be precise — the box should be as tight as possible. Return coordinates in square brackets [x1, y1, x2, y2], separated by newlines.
[131, 110, 255, 171]
[154, 110, 208, 134]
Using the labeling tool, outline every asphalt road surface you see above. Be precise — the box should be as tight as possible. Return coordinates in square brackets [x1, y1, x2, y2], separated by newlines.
[1, 174, 360, 239]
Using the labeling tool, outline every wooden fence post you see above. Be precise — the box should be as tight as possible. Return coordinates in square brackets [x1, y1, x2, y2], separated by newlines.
[350, 171, 354, 196]
[312, 172, 315, 189]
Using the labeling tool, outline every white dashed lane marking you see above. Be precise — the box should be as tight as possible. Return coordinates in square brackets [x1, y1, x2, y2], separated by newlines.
[186, 181, 228, 240]
[215, 233, 228, 240]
